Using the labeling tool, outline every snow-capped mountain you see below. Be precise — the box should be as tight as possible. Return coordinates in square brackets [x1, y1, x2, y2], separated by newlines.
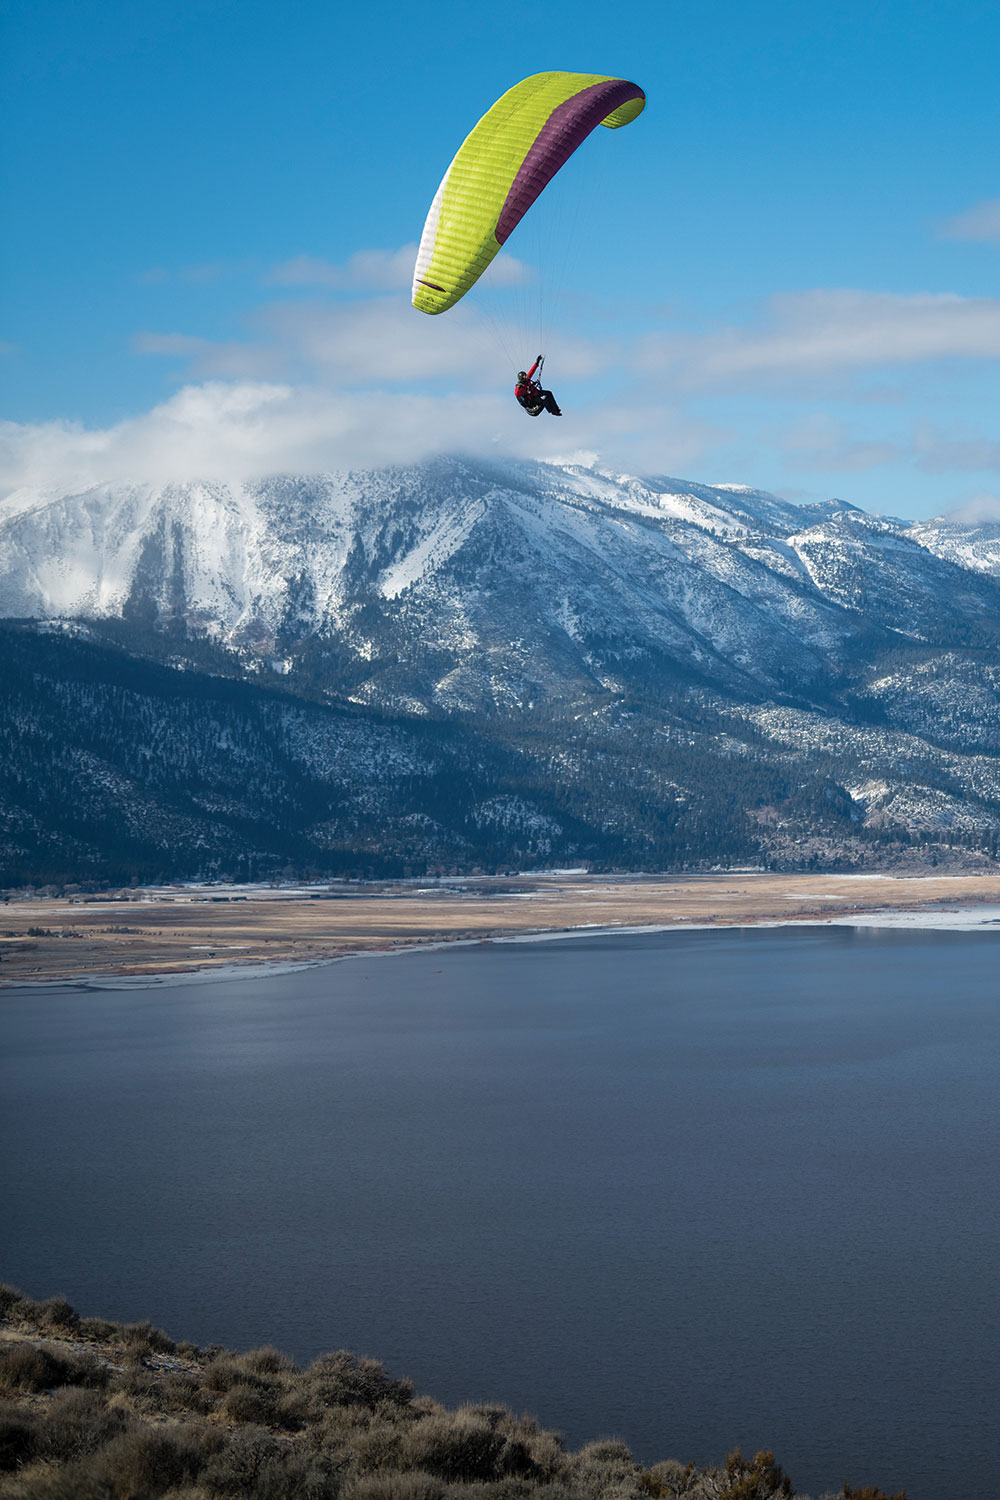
[6, 457, 1000, 881]
[4, 457, 1000, 715]
[907, 516, 1000, 579]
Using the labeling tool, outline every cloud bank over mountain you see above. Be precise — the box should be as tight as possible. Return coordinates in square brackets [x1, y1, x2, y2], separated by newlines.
[6, 243, 1000, 515]
[0, 380, 722, 496]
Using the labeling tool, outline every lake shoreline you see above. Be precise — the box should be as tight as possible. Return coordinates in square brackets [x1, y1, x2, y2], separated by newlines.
[4, 868, 1000, 986]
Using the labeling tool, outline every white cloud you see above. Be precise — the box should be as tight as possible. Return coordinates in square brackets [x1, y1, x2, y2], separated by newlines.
[267, 247, 419, 291]
[938, 198, 1000, 242]
[767, 414, 1000, 479]
[55, 279, 697, 491]
[19, 259, 1000, 502]
[135, 294, 610, 389]
[266, 245, 530, 291]
[942, 492, 1000, 522]
[640, 290, 1000, 390]
[134, 279, 1000, 415]
[913, 422, 1000, 473]
[267, 296, 606, 384]
[264, 297, 503, 383]
[133, 330, 284, 379]
[778, 413, 901, 472]
[0, 379, 716, 496]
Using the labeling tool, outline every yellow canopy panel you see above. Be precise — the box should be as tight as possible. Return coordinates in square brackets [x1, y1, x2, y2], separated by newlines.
[412, 71, 645, 315]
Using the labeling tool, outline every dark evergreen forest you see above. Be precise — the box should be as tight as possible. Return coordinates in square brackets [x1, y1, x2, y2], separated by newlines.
[3, 623, 994, 887]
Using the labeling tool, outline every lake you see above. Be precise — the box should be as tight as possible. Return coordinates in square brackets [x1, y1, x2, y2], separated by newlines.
[2, 924, 999, 1499]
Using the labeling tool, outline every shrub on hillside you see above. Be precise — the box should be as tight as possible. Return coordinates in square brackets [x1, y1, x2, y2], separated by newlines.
[396, 1410, 511, 1483]
[0, 1285, 25, 1318]
[273, 1385, 312, 1430]
[77, 1317, 119, 1342]
[0, 1343, 62, 1393]
[61, 1348, 109, 1388]
[350, 1415, 407, 1473]
[715, 1449, 793, 1500]
[565, 1438, 647, 1500]
[648, 1449, 796, 1500]
[158, 1370, 213, 1414]
[4, 1461, 118, 1499]
[111, 1363, 211, 1416]
[641, 1459, 699, 1496]
[35, 1298, 79, 1335]
[0, 1286, 42, 1327]
[220, 1379, 281, 1425]
[304, 1396, 383, 1455]
[307, 1351, 415, 1412]
[0, 1399, 39, 1471]
[452, 1406, 544, 1478]
[203, 1355, 260, 1393]
[200, 1424, 340, 1499]
[120, 1319, 175, 1355]
[445, 1483, 574, 1500]
[0, 1342, 107, 1394]
[200, 1425, 288, 1494]
[38, 1388, 130, 1463]
[236, 1345, 298, 1375]
[109, 1362, 159, 1405]
[345, 1470, 446, 1500]
[100, 1425, 205, 1496]
[519, 1429, 568, 1482]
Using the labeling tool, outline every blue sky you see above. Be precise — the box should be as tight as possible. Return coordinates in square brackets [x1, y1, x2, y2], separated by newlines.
[2, 0, 999, 517]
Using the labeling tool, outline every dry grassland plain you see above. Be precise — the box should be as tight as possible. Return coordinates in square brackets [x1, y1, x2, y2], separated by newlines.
[3, 871, 1000, 984]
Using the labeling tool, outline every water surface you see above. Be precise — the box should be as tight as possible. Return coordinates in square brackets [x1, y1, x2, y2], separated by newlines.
[2, 925, 999, 1499]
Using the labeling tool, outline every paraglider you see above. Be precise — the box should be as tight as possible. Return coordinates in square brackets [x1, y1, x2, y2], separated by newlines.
[411, 70, 644, 413]
[515, 356, 561, 417]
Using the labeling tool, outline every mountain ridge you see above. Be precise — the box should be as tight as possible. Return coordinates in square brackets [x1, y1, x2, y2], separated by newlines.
[5, 457, 1000, 882]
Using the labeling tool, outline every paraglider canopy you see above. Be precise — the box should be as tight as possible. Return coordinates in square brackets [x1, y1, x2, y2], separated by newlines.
[412, 71, 645, 316]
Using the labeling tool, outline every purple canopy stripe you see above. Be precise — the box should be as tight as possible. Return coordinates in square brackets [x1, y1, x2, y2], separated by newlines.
[495, 78, 645, 246]
[412, 71, 645, 314]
